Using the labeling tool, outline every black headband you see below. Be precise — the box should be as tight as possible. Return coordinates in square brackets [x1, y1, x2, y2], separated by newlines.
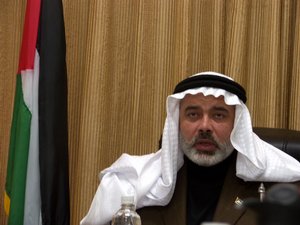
[173, 74, 247, 103]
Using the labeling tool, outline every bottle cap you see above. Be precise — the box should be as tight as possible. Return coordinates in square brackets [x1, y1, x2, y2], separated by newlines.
[121, 196, 134, 205]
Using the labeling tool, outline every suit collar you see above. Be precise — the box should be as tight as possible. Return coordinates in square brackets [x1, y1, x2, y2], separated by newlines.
[162, 164, 187, 225]
[163, 152, 260, 225]
[213, 158, 248, 224]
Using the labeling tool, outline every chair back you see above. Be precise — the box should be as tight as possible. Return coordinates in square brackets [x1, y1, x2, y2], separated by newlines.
[253, 127, 300, 161]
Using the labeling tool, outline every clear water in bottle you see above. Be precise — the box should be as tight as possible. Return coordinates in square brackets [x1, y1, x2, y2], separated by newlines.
[111, 196, 141, 225]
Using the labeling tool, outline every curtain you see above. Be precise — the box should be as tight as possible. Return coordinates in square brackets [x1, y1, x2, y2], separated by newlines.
[0, 0, 299, 224]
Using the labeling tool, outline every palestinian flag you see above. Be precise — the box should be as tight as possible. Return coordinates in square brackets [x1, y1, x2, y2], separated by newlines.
[4, 0, 70, 224]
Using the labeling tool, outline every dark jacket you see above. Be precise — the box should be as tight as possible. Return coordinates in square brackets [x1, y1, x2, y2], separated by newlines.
[137, 156, 293, 225]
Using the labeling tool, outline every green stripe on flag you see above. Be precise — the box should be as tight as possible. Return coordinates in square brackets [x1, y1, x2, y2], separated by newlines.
[5, 74, 32, 225]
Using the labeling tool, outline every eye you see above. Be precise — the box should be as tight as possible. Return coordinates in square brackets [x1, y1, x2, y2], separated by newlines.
[187, 112, 198, 117]
[213, 112, 226, 120]
[186, 111, 200, 121]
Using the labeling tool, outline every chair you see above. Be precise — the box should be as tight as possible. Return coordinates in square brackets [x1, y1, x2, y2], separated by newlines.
[253, 127, 300, 161]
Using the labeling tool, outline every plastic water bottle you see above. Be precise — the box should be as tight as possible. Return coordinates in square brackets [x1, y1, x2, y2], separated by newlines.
[111, 196, 141, 225]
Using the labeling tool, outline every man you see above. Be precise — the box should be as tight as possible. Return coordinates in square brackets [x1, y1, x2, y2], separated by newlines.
[81, 72, 300, 225]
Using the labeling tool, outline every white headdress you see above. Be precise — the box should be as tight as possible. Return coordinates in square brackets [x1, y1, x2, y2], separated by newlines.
[80, 72, 300, 225]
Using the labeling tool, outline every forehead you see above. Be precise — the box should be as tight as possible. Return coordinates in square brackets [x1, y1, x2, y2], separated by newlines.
[180, 93, 227, 107]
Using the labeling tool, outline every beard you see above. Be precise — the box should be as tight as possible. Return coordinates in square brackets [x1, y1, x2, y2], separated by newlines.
[179, 131, 234, 167]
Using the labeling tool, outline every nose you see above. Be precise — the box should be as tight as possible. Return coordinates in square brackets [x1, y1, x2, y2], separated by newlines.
[197, 115, 212, 133]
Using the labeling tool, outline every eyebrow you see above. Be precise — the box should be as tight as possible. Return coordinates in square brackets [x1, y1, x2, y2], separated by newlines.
[182, 105, 199, 111]
[182, 105, 231, 113]
[212, 106, 230, 112]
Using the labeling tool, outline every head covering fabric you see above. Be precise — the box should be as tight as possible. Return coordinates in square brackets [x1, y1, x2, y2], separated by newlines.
[80, 71, 300, 225]
[173, 72, 247, 103]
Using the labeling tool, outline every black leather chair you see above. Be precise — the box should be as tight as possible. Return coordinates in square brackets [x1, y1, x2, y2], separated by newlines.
[253, 127, 300, 161]
[244, 128, 300, 225]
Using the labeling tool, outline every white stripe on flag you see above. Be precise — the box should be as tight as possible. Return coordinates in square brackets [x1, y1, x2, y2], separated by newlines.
[22, 50, 42, 225]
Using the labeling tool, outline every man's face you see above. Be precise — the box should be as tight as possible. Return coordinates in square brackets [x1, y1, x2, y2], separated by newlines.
[179, 93, 235, 166]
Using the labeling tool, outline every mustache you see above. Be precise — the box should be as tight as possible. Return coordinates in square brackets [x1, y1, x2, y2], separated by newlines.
[193, 131, 218, 146]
